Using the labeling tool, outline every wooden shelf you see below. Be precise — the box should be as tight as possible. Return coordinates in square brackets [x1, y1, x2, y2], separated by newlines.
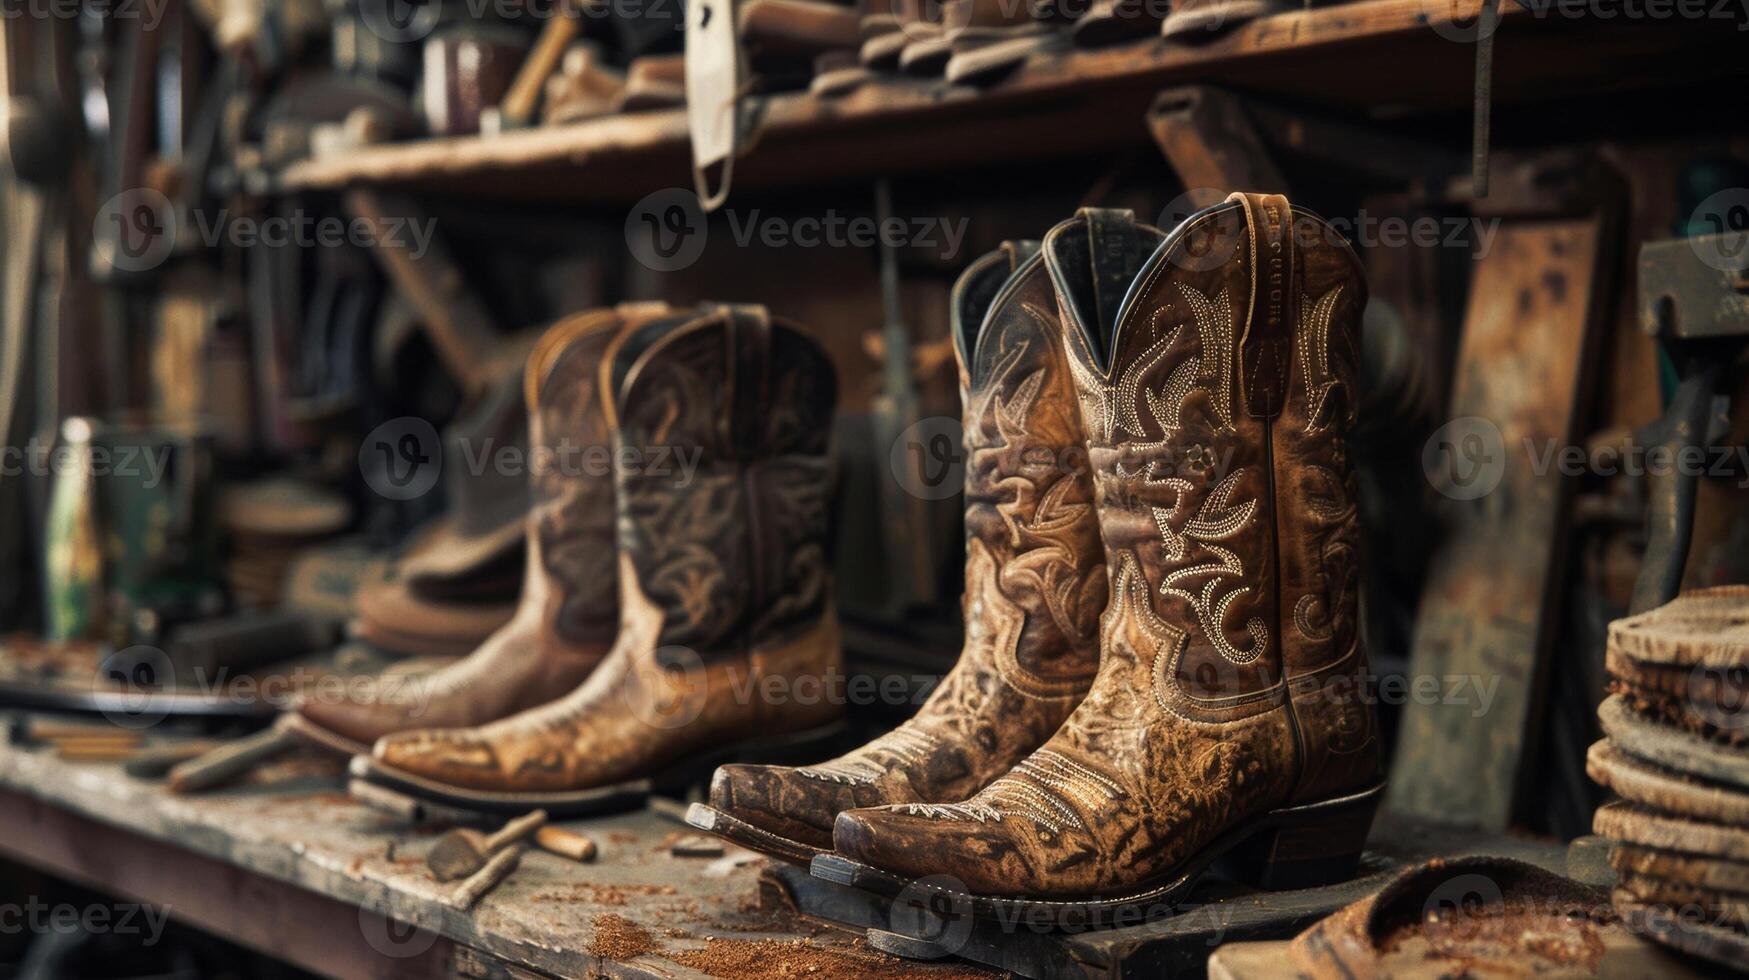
[276, 0, 1742, 202]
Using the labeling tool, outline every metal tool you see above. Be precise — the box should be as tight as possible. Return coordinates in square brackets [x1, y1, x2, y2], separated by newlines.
[167, 718, 298, 793]
[448, 845, 523, 910]
[427, 809, 547, 882]
[1630, 231, 1749, 613]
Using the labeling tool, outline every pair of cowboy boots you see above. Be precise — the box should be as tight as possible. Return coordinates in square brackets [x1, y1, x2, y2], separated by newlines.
[295, 304, 847, 815]
[693, 194, 1382, 925]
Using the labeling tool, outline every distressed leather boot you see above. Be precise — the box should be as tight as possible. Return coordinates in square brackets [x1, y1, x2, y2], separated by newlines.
[819, 198, 1383, 927]
[355, 306, 847, 814]
[288, 305, 671, 755]
[688, 243, 1107, 862]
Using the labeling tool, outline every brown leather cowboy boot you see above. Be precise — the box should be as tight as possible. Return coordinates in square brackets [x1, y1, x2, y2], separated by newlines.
[287, 305, 672, 755]
[687, 243, 1107, 862]
[353, 306, 847, 814]
[819, 198, 1383, 927]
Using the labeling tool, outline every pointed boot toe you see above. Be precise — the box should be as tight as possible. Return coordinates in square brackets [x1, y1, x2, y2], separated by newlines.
[705, 764, 847, 852]
[372, 729, 507, 792]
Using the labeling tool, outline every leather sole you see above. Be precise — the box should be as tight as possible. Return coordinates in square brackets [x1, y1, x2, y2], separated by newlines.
[351, 720, 852, 819]
[811, 782, 1384, 930]
[279, 712, 372, 758]
[684, 802, 829, 865]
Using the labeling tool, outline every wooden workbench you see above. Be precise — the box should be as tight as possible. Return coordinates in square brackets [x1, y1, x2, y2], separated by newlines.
[0, 731, 995, 979]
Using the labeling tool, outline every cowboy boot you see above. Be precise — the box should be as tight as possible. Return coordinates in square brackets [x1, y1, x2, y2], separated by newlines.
[687, 243, 1107, 862]
[819, 198, 1383, 927]
[287, 305, 672, 755]
[354, 306, 847, 814]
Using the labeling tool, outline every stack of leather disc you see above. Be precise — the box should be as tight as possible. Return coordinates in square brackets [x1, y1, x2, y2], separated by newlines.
[1589, 585, 1749, 970]
[221, 478, 353, 607]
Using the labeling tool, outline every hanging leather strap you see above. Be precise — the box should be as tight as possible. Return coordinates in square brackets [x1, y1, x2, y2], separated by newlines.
[1229, 192, 1295, 420]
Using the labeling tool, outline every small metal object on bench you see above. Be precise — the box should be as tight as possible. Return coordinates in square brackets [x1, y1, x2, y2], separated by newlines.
[428, 810, 548, 882]
[348, 778, 483, 825]
[167, 719, 299, 794]
[123, 740, 217, 778]
[449, 845, 523, 911]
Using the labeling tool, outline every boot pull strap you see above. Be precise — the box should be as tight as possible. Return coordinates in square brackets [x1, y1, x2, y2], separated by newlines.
[1228, 192, 1294, 420]
[1002, 239, 1041, 273]
[1079, 208, 1139, 339]
[721, 303, 772, 457]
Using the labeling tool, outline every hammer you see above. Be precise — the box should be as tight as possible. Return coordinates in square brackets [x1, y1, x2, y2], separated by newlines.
[427, 810, 548, 882]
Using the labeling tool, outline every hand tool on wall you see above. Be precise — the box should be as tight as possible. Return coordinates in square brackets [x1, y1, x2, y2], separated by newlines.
[427, 809, 547, 881]
[498, 1, 600, 128]
[1630, 232, 1749, 613]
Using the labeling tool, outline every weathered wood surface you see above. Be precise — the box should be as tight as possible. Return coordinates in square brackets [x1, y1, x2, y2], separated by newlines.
[1389, 213, 1610, 829]
[0, 735, 990, 979]
[274, 1, 1746, 201]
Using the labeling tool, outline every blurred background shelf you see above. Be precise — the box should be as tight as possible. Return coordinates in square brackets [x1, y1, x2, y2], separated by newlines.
[274, 0, 1749, 202]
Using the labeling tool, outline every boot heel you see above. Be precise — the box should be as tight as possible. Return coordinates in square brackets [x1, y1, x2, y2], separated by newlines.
[1224, 785, 1381, 891]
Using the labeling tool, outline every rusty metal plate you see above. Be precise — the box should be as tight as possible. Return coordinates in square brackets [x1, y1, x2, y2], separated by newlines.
[1608, 585, 1749, 669]
[1618, 894, 1749, 973]
[1638, 236, 1749, 341]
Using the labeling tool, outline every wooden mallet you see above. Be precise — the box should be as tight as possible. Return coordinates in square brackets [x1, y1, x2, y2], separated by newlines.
[427, 809, 548, 882]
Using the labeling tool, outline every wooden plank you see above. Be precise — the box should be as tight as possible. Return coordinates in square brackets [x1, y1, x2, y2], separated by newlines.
[273, 3, 1746, 201]
[0, 737, 988, 979]
[1387, 212, 1612, 829]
